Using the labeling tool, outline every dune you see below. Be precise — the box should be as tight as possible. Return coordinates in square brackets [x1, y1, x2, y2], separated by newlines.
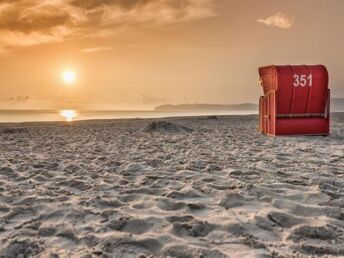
[0, 114, 344, 257]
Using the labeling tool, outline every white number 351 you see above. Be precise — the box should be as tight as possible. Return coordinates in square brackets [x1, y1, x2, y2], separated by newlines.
[293, 74, 313, 87]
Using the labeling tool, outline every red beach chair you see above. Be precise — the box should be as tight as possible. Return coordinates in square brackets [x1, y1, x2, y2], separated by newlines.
[258, 65, 330, 136]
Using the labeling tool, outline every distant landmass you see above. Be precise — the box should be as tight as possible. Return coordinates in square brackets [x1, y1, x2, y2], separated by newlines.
[154, 103, 258, 111]
[154, 99, 344, 112]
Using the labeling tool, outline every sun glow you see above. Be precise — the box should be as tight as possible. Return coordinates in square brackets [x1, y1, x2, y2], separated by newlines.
[62, 70, 76, 84]
[60, 110, 77, 122]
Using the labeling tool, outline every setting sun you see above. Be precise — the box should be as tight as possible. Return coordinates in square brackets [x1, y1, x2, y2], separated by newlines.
[62, 70, 76, 84]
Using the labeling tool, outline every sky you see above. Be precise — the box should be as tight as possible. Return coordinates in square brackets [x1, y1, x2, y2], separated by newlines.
[0, 0, 343, 110]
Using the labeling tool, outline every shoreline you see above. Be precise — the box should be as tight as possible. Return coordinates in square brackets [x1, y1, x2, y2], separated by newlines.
[0, 111, 343, 128]
[0, 113, 259, 127]
[2, 111, 344, 127]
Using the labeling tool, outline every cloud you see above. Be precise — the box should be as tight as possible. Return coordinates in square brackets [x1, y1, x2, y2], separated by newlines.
[5, 95, 30, 102]
[70, 0, 154, 11]
[99, 0, 216, 26]
[257, 12, 294, 29]
[0, 26, 72, 48]
[81, 47, 112, 53]
[0, 0, 216, 52]
[0, 94, 92, 109]
[0, 0, 85, 52]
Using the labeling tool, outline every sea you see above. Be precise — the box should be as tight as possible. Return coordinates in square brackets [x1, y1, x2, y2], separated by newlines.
[0, 109, 258, 123]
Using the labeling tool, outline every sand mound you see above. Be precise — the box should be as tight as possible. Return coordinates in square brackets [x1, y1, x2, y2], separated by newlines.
[0, 127, 28, 134]
[144, 121, 193, 133]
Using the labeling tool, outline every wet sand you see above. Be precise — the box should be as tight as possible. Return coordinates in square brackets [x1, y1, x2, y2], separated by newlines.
[0, 114, 344, 257]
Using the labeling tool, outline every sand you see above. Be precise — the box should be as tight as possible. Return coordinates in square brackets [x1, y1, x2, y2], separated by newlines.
[0, 114, 344, 257]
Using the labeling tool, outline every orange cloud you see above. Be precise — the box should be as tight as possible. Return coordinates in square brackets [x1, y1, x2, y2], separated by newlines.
[257, 12, 294, 29]
[81, 47, 112, 53]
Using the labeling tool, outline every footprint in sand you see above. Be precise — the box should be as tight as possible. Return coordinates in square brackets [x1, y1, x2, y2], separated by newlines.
[108, 217, 160, 235]
[101, 237, 162, 256]
[38, 226, 57, 237]
[119, 218, 154, 234]
[166, 186, 205, 199]
[219, 192, 248, 209]
[165, 215, 195, 223]
[162, 244, 227, 258]
[118, 194, 143, 203]
[56, 228, 79, 242]
[131, 201, 154, 209]
[156, 198, 186, 211]
[95, 198, 123, 208]
[57, 178, 91, 191]
[273, 199, 343, 219]
[267, 211, 304, 228]
[0, 239, 41, 257]
[288, 225, 342, 242]
[171, 220, 215, 238]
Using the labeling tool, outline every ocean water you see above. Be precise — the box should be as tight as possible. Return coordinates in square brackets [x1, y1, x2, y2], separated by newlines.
[0, 109, 258, 123]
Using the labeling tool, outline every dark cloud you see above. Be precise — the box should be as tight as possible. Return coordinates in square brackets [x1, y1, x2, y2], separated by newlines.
[0, 1, 76, 32]
[70, 0, 154, 11]
[0, 0, 216, 51]
[0, 13, 71, 33]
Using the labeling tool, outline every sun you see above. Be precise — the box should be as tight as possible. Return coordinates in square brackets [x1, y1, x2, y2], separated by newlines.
[62, 70, 76, 84]
[60, 109, 77, 122]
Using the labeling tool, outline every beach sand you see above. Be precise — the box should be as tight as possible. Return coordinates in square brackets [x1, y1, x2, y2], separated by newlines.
[0, 114, 344, 257]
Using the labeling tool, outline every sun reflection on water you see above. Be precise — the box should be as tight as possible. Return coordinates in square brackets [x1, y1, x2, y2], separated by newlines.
[60, 110, 77, 122]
